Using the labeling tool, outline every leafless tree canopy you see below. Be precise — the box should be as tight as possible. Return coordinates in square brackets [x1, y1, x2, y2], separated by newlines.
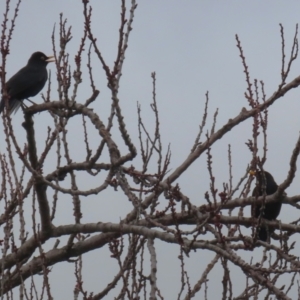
[1, 1, 300, 299]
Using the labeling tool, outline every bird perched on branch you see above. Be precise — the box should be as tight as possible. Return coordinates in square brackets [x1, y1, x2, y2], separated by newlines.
[0, 51, 54, 115]
[250, 170, 281, 242]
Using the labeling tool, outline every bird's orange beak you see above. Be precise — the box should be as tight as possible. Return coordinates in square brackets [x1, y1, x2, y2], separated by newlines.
[46, 56, 55, 63]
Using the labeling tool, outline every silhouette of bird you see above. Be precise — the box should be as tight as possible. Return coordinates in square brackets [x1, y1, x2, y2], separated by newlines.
[251, 170, 281, 241]
[0, 51, 54, 115]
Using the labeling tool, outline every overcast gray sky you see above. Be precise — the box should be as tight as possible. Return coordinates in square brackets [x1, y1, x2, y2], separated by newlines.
[1, 1, 300, 298]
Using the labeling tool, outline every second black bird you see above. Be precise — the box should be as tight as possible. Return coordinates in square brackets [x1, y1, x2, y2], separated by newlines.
[0, 51, 54, 115]
[251, 170, 281, 242]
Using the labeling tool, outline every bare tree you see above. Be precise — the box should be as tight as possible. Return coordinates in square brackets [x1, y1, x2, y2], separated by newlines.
[0, 1, 300, 299]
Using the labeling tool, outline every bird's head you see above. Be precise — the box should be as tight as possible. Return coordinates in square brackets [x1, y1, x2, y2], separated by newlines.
[28, 52, 55, 66]
[249, 170, 274, 182]
[249, 169, 278, 194]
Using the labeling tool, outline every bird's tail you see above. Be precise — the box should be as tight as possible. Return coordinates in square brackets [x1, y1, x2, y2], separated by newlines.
[258, 226, 275, 242]
[0, 98, 21, 115]
[0, 97, 6, 113]
[258, 227, 268, 242]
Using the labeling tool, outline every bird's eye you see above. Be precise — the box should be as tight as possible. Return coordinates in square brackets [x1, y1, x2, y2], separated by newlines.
[41, 56, 45, 60]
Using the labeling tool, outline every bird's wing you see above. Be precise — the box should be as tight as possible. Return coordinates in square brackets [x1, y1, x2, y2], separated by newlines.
[0, 66, 47, 114]
[5, 66, 46, 99]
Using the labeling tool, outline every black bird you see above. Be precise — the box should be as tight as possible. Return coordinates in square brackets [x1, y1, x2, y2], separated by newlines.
[0, 51, 54, 115]
[251, 170, 281, 241]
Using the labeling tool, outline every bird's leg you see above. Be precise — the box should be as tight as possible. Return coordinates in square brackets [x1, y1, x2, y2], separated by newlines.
[25, 98, 37, 105]
[21, 101, 36, 117]
[21, 102, 29, 109]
